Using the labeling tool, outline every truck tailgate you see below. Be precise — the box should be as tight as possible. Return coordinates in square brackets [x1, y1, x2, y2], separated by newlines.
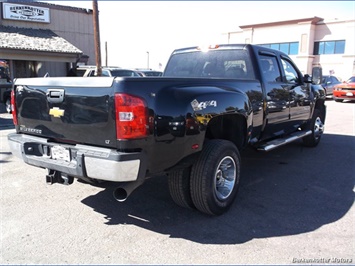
[13, 77, 117, 148]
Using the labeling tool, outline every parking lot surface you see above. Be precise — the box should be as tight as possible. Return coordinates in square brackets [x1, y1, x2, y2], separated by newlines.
[0, 100, 354, 264]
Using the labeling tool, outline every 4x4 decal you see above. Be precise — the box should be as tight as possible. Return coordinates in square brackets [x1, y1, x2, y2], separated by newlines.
[191, 99, 217, 111]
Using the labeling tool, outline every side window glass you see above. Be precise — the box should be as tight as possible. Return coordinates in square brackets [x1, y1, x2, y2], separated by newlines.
[281, 58, 299, 84]
[331, 76, 338, 83]
[102, 70, 109, 77]
[259, 55, 282, 82]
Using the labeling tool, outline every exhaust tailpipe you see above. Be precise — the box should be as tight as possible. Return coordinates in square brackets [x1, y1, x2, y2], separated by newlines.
[113, 180, 144, 202]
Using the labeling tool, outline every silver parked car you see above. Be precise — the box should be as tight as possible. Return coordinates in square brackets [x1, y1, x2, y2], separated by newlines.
[321, 75, 341, 96]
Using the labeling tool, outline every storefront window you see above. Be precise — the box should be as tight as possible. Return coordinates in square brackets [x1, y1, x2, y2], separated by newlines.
[289, 42, 299, 55]
[0, 60, 11, 84]
[314, 40, 346, 55]
[259, 42, 299, 55]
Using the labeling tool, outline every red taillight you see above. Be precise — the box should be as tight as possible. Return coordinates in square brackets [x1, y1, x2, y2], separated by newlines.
[115, 93, 148, 139]
[11, 89, 18, 125]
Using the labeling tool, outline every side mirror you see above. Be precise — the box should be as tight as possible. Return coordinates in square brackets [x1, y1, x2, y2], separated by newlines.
[311, 66, 322, 85]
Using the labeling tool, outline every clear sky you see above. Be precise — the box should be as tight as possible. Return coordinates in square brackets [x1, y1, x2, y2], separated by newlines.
[45, 1, 355, 70]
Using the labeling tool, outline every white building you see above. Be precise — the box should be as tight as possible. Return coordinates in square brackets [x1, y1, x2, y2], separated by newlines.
[226, 17, 355, 80]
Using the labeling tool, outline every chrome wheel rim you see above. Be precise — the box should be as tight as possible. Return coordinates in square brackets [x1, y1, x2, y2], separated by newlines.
[314, 116, 324, 139]
[214, 156, 236, 200]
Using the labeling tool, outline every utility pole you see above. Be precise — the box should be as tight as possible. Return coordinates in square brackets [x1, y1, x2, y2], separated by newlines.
[146, 51, 149, 69]
[92, 0, 102, 76]
[105, 41, 108, 67]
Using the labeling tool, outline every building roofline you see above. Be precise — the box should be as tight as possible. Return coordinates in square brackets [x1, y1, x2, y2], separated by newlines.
[239, 16, 324, 29]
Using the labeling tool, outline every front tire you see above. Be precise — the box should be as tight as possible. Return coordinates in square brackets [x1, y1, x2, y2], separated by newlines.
[190, 140, 241, 215]
[303, 109, 324, 147]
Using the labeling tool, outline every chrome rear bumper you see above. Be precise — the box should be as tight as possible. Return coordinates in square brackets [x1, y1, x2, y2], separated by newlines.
[8, 133, 145, 182]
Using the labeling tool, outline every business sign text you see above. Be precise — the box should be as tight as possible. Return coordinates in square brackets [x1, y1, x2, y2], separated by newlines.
[2, 3, 50, 23]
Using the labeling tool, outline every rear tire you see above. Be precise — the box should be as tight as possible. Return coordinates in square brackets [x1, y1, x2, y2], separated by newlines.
[334, 99, 343, 103]
[190, 139, 241, 216]
[168, 167, 195, 209]
[303, 109, 324, 147]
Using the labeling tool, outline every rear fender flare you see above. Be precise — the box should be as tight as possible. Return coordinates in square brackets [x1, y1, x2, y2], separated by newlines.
[154, 85, 253, 139]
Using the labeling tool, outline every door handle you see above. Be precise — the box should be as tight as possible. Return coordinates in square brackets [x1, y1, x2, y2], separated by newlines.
[47, 89, 64, 103]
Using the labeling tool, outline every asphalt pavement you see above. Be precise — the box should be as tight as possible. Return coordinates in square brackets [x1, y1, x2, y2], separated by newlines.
[0, 100, 354, 265]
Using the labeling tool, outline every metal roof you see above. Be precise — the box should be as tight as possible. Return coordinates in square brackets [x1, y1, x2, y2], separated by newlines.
[0, 25, 82, 54]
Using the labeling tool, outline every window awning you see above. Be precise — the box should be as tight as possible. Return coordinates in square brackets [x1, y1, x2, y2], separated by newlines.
[0, 25, 83, 62]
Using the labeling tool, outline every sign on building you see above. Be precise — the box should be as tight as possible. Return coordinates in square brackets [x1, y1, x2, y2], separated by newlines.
[2, 3, 50, 23]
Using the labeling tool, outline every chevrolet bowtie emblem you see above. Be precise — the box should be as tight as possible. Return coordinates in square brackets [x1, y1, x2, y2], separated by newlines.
[49, 107, 65, 118]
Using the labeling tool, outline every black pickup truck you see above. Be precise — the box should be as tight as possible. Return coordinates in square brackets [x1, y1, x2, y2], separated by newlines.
[8, 44, 326, 215]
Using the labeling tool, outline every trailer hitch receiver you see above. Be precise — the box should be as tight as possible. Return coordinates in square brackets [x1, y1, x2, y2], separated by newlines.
[46, 170, 74, 185]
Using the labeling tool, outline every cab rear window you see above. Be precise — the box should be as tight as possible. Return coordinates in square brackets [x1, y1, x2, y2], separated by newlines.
[164, 49, 255, 79]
